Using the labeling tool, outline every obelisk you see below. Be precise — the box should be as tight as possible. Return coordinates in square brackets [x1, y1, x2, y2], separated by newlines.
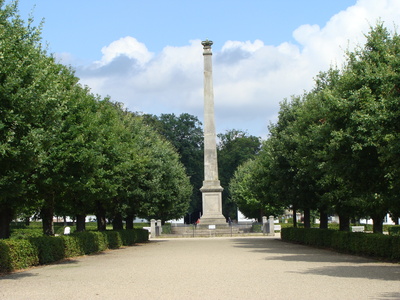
[199, 39, 226, 226]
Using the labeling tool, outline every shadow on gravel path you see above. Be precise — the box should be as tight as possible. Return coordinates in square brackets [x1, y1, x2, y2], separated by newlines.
[231, 237, 400, 282]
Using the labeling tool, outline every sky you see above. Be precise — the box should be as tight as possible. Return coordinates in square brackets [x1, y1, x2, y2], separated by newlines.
[10, 0, 400, 138]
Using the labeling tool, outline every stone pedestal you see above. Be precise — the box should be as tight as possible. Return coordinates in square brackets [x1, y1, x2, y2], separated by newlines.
[200, 185, 226, 225]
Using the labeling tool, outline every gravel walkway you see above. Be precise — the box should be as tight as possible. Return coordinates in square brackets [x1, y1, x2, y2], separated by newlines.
[1, 235, 399, 299]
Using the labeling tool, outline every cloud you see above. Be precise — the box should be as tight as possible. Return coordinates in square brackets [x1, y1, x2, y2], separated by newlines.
[95, 36, 153, 68]
[70, 0, 400, 138]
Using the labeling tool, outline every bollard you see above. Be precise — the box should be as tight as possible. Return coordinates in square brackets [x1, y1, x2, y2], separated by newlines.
[262, 216, 267, 235]
[267, 215, 275, 236]
[157, 219, 162, 235]
[150, 219, 156, 238]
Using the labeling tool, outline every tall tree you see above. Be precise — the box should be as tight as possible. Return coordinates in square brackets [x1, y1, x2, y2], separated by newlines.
[230, 157, 284, 222]
[142, 113, 202, 222]
[217, 129, 261, 219]
[136, 124, 192, 223]
[0, 1, 68, 237]
[312, 24, 399, 232]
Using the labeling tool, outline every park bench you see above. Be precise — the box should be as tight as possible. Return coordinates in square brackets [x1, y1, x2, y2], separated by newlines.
[351, 226, 365, 232]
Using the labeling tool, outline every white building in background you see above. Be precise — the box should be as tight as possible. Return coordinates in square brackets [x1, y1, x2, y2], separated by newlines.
[360, 213, 397, 225]
[237, 209, 256, 224]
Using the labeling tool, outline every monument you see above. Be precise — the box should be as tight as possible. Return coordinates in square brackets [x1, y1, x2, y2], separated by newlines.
[199, 39, 227, 226]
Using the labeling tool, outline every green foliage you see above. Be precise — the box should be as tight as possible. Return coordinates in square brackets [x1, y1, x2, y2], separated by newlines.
[251, 223, 262, 233]
[30, 236, 65, 264]
[0, 229, 148, 273]
[1, 0, 193, 237]
[60, 235, 84, 257]
[142, 113, 203, 219]
[134, 228, 150, 242]
[102, 231, 123, 249]
[391, 236, 400, 260]
[218, 130, 262, 218]
[162, 223, 172, 234]
[136, 123, 192, 222]
[10, 228, 43, 239]
[230, 155, 285, 221]
[388, 226, 400, 236]
[72, 231, 108, 254]
[235, 23, 400, 231]
[282, 227, 399, 261]
[0, 239, 39, 272]
[117, 229, 137, 246]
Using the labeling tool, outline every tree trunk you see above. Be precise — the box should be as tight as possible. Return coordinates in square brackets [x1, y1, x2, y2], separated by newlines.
[259, 207, 265, 223]
[41, 202, 54, 236]
[292, 205, 297, 228]
[303, 208, 311, 228]
[338, 214, 350, 231]
[319, 211, 328, 229]
[24, 216, 30, 226]
[125, 215, 134, 230]
[76, 214, 86, 232]
[112, 212, 124, 230]
[96, 203, 107, 231]
[372, 215, 383, 234]
[0, 206, 14, 239]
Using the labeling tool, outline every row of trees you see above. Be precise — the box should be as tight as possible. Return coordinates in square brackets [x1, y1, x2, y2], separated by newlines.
[230, 24, 400, 233]
[0, 2, 191, 238]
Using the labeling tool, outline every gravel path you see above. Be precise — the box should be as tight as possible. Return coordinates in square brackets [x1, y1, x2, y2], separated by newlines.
[1, 235, 399, 299]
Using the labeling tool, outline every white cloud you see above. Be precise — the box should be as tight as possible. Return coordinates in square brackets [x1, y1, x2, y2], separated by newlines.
[95, 36, 153, 68]
[73, 0, 400, 138]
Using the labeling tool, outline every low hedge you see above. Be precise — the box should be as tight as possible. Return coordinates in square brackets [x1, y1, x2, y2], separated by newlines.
[0, 229, 148, 273]
[0, 239, 39, 271]
[162, 223, 172, 234]
[388, 225, 400, 236]
[281, 227, 400, 261]
[251, 223, 262, 233]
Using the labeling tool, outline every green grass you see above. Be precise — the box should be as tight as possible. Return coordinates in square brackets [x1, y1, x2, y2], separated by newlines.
[9, 221, 150, 239]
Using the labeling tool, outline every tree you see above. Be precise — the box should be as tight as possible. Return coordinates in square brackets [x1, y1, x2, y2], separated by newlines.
[217, 129, 261, 219]
[50, 87, 105, 232]
[0, 1, 70, 238]
[142, 113, 203, 222]
[314, 24, 399, 232]
[230, 157, 284, 222]
[266, 97, 322, 228]
[136, 124, 192, 223]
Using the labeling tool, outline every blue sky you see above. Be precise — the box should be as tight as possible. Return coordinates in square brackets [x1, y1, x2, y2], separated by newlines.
[12, 0, 400, 138]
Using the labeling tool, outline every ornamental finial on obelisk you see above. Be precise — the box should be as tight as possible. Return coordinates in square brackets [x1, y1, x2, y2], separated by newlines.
[199, 39, 227, 226]
[201, 39, 213, 48]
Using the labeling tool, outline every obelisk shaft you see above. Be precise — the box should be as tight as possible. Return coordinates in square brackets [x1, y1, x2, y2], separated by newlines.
[202, 40, 220, 186]
[200, 40, 226, 225]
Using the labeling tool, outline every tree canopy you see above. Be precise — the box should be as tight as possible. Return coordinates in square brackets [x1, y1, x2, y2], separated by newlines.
[0, 2, 191, 238]
[230, 23, 400, 232]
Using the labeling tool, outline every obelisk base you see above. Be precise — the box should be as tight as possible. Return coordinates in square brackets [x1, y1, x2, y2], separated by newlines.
[199, 185, 227, 226]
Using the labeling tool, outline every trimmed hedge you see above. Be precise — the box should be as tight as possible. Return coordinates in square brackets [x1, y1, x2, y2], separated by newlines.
[388, 226, 400, 236]
[30, 236, 65, 264]
[0, 239, 39, 271]
[281, 227, 400, 261]
[0, 229, 148, 273]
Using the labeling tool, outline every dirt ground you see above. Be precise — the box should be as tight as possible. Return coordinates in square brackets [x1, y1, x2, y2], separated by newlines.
[1, 235, 399, 299]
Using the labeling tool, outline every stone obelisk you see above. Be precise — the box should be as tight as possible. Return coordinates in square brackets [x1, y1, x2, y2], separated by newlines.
[199, 39, 226, 226]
